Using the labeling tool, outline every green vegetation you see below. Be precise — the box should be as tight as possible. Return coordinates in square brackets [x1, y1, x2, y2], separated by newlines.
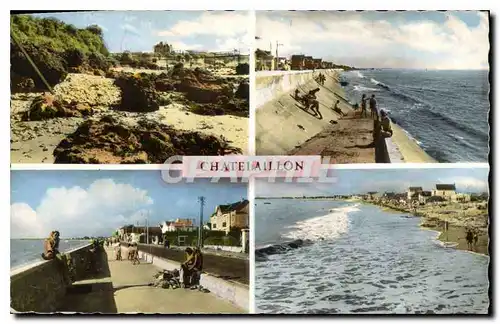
[11, 15, 108, 56]
[10, 14, 111, 90]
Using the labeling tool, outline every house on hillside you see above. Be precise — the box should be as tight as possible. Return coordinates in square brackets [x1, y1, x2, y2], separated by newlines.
[304, 56, 314, 69]
[432, 184, 456, 201]
[210, 199, 249, 234]
[407, 187, 423, 200]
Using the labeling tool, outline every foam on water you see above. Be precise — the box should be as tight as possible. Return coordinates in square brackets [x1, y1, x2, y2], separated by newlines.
[283, 204, 359, 241]
[353, 85, 379, 92]
[256, 201, 489, 314]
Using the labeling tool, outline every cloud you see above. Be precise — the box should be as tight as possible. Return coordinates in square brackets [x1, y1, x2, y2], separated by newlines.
[121, 23, 141, 37]
[438, 177, 488, 192]
[169, 41, 202, 51]
[158, 11, 249, 38]
[256, 11, 489, 69]
[11, 179, 154, 238]
[156, 11, 251, 53]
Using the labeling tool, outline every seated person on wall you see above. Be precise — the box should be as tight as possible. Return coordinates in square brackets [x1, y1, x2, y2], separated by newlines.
[189, 247, 204, 289]
[41, 230, 72, 285]
[379, 109, 393, 138]
[180, 247, 196, 288]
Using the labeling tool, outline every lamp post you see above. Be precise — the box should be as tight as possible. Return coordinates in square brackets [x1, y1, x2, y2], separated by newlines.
[275, 41, 283, 71]
[198, 196, 205, 247]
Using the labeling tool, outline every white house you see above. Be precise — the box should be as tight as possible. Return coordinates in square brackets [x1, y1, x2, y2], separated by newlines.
[452, 193, 471, 203]
[418, 191, 432, 204]
[407, 187, 423, 200]
[432, 184, 456, 201]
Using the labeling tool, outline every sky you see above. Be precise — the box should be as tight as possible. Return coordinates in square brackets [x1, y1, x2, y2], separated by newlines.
[256, 167, 490, 197]
[11, 171, 247, 239]
[256, 11, 489, 70]
[32, 11, 251, 54]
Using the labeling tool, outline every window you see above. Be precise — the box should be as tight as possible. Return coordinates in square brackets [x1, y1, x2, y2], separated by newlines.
[222, 222, 227, 227]
[212, 224, 216, 229]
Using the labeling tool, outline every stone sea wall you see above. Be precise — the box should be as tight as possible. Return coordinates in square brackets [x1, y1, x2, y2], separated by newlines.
[10, 244, 93, 313]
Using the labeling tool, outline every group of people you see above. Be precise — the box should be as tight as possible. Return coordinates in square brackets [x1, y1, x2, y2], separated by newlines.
[317, 73, 326, 85]
[466, 228, 480, 251]
[357, 93, 393, 139]
[113, 241, 140, 265]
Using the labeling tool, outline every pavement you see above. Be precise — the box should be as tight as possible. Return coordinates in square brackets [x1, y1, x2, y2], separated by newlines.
[58, 247, 245, 314]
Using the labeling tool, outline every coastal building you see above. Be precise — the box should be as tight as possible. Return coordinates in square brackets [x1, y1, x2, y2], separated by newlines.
[418, 191, 433, 204]
[304, 56, 314, 69]
[407, 187, 423, 200]
[432, 184, 456, 201]
[255, 49, 275, 71]
[452, 193, 472, 203]
[313, 58, 322, 69]
[291, 54, 305, 70]
[210, 199, 249, 234]
[159, 219, 196, 233]
[367, 191, 379, 200]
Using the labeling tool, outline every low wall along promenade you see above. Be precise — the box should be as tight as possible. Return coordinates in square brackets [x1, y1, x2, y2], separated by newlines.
[10, 243, 93, 313]
[255, 69, 435, 163]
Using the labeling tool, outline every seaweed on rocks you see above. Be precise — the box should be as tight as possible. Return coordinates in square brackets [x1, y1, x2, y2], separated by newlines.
[53, 115, 242, 164]
[255, 239, 313, 261]
[22, 94, 92, 121]
[114, 73, 160, 112]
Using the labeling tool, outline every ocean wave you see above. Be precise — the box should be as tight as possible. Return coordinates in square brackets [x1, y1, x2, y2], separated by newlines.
[354, 71, 365, 79]
[422, 108, 489, 142]
[353, 85, 379, 92]
[282, 204, 359, 242]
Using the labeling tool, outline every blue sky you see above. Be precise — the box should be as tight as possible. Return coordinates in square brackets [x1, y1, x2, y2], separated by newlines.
[32, 11, 251, 53]
[256, 11, 489, 70]
[256, 167, 489, 197]
[11, 170, 247, 238]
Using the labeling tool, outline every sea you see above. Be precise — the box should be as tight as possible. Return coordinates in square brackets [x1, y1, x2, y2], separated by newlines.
[10, 239, 89, 270]
[341, 69, 489, 162]
[255, 199, 490, 314]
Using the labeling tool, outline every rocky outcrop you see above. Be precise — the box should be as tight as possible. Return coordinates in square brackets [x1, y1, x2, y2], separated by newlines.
[114, 73, 160, 112]
[22, 94, 92, 121]
[255, 239, 313, 261]
[53, 115, 242, 164]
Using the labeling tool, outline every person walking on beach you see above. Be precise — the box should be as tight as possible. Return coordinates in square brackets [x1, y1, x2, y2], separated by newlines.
[360, 94, 368, 118]
[130, 242, 140, 265]
[369, 94, 378, 120]
[466, 228, 474, 250]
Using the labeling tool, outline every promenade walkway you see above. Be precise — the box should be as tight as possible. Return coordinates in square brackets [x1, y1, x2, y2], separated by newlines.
[58, 247, 245, 313]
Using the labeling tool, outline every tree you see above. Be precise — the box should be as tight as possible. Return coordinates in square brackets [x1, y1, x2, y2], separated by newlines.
[184, 53, 191, 62]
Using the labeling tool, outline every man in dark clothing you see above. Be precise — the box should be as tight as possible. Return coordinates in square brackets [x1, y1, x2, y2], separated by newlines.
[369, 94, 378, 120]
[360, 94, 368, 118]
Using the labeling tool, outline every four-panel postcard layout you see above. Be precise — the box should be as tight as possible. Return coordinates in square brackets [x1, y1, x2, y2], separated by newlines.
[10, 10, 490, 315]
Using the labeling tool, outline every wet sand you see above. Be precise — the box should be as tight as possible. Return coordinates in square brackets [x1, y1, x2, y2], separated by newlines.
[368, 200, 489, 256]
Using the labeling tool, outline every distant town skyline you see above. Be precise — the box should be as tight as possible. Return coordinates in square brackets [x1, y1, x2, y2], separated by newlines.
[30, 11, 251, 54]
[256, 168, 489, 197]
[256, 11, 489, 70]
[11, 171, 247, 239]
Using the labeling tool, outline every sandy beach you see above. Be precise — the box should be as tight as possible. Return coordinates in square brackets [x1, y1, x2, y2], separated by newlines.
[10, 68, 249, 163]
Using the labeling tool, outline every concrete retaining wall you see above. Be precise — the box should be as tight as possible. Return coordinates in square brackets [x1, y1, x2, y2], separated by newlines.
[10, 244, 93, 313]
[204, 245, 243, 253]
[138, 250, 249, 312]
[256, 69, 339, 108]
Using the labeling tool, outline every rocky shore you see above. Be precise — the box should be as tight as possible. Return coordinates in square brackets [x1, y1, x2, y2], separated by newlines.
[11, 65, 249, 163]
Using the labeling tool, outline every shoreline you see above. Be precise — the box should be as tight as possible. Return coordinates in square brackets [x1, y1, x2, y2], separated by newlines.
[364, 200, 489, 256]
